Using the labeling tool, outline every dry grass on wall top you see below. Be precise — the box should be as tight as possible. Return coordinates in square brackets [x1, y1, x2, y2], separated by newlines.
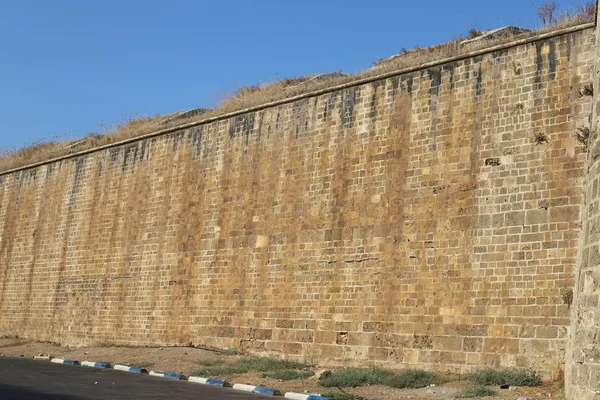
[0, 2, 595, 174]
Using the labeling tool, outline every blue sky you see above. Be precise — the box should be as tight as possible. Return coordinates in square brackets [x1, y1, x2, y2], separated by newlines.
[0, 0, 592, 151]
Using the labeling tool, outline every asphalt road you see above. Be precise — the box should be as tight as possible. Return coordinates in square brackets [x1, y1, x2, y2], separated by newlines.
[0, 357, 274, 399]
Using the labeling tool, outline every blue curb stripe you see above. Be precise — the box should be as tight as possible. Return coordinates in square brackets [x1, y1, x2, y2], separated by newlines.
[149, 370, 185, 380]
[163, 372, 184, 380]
[307, 396, 331, 400]
[188, 377, 231, 387]
[253, 386, 282, 396]
[129, 367, 147, 373]
[83, 361, 111, 368]
[51, 358, 80, 365]
[206, 379, 230, 387]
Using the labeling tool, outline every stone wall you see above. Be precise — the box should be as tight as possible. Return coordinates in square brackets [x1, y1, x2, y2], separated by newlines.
[566, 3, 600, 398]
[0, 27, 595, 380]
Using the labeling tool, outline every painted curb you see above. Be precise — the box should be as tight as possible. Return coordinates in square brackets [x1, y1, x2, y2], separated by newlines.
[33, 355, 52, 360]
[232, 383, 256, 392]
[284, 393, 331, 400]
[188, 377, 231, 387]
[149, 370, 185, 380]
[82, 361, 111, 368]
[50, 358, 80, 365]
[113, 364, 148, 373]
[252, 386, 282, 396]
[233, 383, 282, 396]
[233, 383, 281, 395]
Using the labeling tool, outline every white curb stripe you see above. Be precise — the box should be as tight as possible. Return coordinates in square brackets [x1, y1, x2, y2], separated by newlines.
[285, 393, 331, 400]
[188, 377, 210, 384]
[33, 355, 51, 360]
[232, 383, 256, 392]
[149, 370, 184, 380]
[50, 358, 79, 365]
[113, 364, 147, 373]
[82, 361, 111, 368]
[188, 377, 230, 387]
[285, 394, 312, 400]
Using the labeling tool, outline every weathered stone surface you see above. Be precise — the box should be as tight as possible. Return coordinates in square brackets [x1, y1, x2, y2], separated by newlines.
[0, 26, 595, 382]
[566, 3, 600, 399]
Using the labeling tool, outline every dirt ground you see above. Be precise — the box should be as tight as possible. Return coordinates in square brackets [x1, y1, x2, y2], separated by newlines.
[0, 338, 561, 400]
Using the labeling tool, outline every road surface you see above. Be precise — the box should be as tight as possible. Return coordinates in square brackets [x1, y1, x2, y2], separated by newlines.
[0, 357, 273, 399]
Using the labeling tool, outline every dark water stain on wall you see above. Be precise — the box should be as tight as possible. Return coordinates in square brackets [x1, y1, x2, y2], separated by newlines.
[400, 74, 413, 95]
[492, 49, 509, 61]
[189, 127, 204, 157]
[339, 88, 356, 132]
[442, 64, 455, 91]
[427, 67, 442, 96]
[69, 158, 85, 203]
[325, 92, 336, 122]
[370, 80, 386, 118]
[535, 42, 544, 88]
[203, 126, 211, 160]
[549, 40, 557, 80]
[256, 112, 264, 146]
[293, 100, 308, 140]
[243, 114, 255, 155]
[228, 116, 239, 141]
[97, 159, 104, 177]
[171, 131, 186, 153]
[45, 165, 55, 183]
[17, 170, 37, 188]
[139, 139, 151, 162]
[474, 59, 483, 98]
[390, 77, 400, 100]
[109, 148, 121, 164]
[122, 143, 139, 172]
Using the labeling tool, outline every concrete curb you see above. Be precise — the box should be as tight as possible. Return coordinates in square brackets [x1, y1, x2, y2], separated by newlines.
[35, 356, 332, 398]
[50, 358, 80, 365]
[232, 383, 281, 396]
[188, 376, 231, 387]
[82, 361, 111, 368]
[113, 364, 148, 373]
[148, 370, 185, 380]
[284, 393, 331, 400]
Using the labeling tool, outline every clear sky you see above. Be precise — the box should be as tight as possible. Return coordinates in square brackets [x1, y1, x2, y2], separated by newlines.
[0, 0, 592, 151]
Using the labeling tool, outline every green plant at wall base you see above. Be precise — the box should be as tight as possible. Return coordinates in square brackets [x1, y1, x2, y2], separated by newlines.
[235, 357, 308, 371]
[193, 365, 250, 377]
[319, 367, 395, 387]
[384, 369, 444, 389]
[454, 384, 497, 398]
[196, 359, 224, 367]
[193, 356, 310, 377]
[465, 368, 541, 386]
[261, 370, 314, 380]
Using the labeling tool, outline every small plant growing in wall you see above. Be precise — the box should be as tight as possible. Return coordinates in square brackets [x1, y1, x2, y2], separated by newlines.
[534, 132, 549, 145]
[576, 127, 591, 148]
[578, 83, 594, 98]
[562, 288, 574, 309]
